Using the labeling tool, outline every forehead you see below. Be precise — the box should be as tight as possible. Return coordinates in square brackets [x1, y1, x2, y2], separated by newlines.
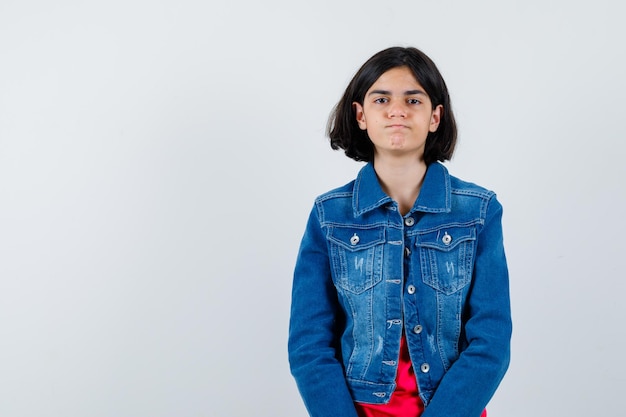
[368, 66, 423, 91]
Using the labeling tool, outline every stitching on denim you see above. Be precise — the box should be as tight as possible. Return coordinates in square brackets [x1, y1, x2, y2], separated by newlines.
[386, 319, 402, 329]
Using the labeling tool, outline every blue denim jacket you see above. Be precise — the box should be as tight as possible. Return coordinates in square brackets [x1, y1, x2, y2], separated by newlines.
[288, 162, 511, 417]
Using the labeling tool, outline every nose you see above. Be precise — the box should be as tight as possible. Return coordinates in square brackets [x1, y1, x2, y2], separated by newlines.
[388, 101, 407, 118]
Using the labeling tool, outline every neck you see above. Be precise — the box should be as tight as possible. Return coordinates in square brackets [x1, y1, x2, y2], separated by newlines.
[373, 154, 427, 216]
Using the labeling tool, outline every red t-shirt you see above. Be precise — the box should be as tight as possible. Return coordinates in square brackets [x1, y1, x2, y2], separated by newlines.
[355, 335, 486, 417]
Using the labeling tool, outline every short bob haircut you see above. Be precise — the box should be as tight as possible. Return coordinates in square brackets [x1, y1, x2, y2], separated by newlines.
[327, 46, 457, 165]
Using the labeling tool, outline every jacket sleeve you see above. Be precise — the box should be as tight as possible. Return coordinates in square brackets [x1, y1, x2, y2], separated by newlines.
[422, 195, 512, 417]
[288, 205, 360, 417]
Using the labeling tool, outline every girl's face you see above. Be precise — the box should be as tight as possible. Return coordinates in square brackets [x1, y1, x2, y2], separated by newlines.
[353, 66, 442, 162]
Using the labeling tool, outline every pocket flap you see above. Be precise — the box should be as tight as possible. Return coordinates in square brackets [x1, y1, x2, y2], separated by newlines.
[417, 226, 476, 251]
[328, 226, 386, 251]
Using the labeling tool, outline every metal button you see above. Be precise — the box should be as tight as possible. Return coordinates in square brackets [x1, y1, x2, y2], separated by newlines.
[404, 247, 411, 257]
[404, 217, 415, 227]
[413, 324, 423, 334]
[442, 232, 452, 245]
[407, 285, 416, 295]
[350, 233, 360, 245]
[420, 363, 430, 373]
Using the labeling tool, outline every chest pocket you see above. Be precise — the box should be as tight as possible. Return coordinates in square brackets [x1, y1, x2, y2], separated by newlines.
[328, 226, 385, 294]
[417, 225, 476, 295]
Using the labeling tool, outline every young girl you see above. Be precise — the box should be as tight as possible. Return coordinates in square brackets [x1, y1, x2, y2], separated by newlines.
[288, 46, 511, 417]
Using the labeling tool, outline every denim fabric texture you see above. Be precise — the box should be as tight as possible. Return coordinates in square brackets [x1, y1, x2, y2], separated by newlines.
[288, 162, 512, 417]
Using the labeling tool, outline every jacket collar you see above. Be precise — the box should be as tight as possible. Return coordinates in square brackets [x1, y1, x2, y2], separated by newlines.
[353, 162, 451, 217]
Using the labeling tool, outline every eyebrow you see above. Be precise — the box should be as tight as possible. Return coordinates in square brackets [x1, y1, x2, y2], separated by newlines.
[368, 89, 427, 96]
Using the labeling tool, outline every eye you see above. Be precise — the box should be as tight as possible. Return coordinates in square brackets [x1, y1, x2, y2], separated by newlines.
[373, 97, 388, 104]
[407, 98, 421, 105]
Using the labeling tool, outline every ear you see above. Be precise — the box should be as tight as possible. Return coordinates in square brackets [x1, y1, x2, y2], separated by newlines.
[353, 102, 367, 130]
[429, 104, 443, 132]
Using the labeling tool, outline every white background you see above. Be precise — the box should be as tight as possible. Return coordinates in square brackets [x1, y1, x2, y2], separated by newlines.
[1, 1, 624, 416]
